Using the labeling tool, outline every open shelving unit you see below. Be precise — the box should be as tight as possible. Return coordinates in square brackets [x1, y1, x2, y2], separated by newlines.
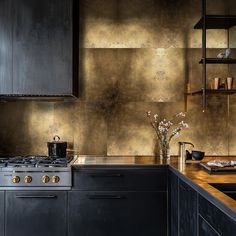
[186, 89, 236, 96]
[188, 0, 236, 111]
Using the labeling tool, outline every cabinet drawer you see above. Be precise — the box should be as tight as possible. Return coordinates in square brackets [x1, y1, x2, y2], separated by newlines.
[5, 191, 67, 236]
[199, 195, 236, 236]
[72, 168, 167, 191]
[68, 190, 167, 236]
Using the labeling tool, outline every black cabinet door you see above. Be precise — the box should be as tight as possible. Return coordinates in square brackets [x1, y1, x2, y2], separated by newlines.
[169, 170, 179, 236]
[5, 191, 67, 236]
[199, 195, 236, 236]
[12, 0, 73, 95]
[0, 0, 12, 94]
[179, 179, 197, 236]
[199, 215, 219, 236]
[68, 191, 167, 236]
[0, 191, 4, 236]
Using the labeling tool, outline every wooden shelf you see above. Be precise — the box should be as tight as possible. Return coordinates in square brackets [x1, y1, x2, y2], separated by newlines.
[186, 89, 236, 96]
[194, 15, 236, 29]
[199, 58, 236, 64]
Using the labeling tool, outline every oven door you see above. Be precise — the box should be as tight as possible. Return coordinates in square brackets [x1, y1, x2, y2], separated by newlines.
[5, 191, 67, 236]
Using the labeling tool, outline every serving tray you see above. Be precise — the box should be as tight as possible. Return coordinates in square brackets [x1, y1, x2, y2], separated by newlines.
[200, 162, 236, 173]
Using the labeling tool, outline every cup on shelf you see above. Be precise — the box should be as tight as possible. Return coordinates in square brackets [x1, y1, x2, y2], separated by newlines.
[212, 77, 220, 90]
[226, 77, 233, 90]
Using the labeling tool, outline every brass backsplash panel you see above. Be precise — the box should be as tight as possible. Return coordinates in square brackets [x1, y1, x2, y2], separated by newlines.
[0, 0, 235, 156]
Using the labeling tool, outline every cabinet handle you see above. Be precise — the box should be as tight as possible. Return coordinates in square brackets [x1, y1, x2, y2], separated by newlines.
[90, 173, 123, 178]
[87, 194, 126, 200]
[15, 195, 57, 199]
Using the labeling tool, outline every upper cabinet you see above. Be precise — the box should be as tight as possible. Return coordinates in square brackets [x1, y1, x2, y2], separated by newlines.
[0, 0, 12, 94]
[0, 0, 78, 98]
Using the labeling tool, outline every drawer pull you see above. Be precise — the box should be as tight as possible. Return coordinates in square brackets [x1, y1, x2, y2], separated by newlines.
[87, 194, 126, 200]
[15, 195, 57, 199]
[90, 174, 123, 178]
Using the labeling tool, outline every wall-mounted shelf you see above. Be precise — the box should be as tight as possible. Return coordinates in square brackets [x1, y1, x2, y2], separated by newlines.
[199, 58, 236, 64]
[186, 89, 236, 96]
[194, 15, 236, 29]
[188, 0, 236, 111]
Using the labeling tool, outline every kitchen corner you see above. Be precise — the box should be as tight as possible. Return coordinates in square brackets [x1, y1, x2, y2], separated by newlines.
[71, 155, 236, 235]
[73, 155, 236, 218]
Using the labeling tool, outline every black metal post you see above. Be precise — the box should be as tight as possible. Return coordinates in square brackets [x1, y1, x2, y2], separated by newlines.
[202, 0, 206, 112]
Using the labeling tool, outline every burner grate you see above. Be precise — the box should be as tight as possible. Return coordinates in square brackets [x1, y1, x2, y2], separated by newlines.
[0, 155, 73, 168]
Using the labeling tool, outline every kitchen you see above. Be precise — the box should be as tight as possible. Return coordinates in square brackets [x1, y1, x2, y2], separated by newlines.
[0, 0, 236, 235]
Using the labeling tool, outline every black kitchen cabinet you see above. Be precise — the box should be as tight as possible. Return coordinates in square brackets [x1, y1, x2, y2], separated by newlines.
[72, 167, 167, 191]
[199, 215, 219, 236]
[169, 171, 198, 236]
[0, 0, 12, 94]
[0, 0, 78, 97]
[68, 191, 167, 236]
[0, 192, 4, 236]
[5, 191, 67, 236]
[169, 170, 179, 236]
[179, 179, 198, 236]
[199, 195, 236, 236]
[69, 167, 168, 236]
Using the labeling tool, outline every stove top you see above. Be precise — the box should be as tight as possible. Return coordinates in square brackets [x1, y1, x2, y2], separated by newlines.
[0, 155, 74, 168]
[0, 155, 75, 190]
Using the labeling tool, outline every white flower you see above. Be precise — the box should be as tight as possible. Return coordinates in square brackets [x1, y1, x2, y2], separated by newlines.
[179, 121, 188, 128]
[154, 114, 158, 120]
[147, 111, 188, 144]
[176, 112, 185, 117]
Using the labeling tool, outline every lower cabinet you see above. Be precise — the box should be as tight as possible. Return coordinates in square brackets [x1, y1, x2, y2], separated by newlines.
[68, 191, 167, 236]
[179, 179, 197, 236]
[169, 170, 178, 236]
[199, 215, 219, 236]
[169, 170, 236, 236]
[169, 171, 198, 236]
[0, 192, 4, 236]
[5, 191, 67, 236]
[199, 195, 236, 236]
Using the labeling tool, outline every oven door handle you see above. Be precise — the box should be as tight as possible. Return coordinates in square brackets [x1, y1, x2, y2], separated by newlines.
[15, 195, 57, 199]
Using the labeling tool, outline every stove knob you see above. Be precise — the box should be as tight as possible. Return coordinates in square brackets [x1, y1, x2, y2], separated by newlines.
[42, 175, 50, 183]
[52, 176, 60, 183]
[24, 176, 32, 183]
[12, 176, 20, 183]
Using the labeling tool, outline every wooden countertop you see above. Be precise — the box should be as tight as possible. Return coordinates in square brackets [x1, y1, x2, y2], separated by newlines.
[169, 157, 236, 220]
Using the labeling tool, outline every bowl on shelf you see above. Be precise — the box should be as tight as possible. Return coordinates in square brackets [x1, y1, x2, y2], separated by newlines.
[192, 150, 205, 161]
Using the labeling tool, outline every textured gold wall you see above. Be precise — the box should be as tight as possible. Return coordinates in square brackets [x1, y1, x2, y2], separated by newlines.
[0, 0, 235, 156]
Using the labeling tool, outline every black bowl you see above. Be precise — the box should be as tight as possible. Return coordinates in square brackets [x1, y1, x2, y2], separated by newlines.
[192, 150, 205, 160]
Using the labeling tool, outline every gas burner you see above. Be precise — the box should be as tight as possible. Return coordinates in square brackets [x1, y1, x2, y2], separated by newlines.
[36, 156, 73, 168]
[1, 155, 74, 168]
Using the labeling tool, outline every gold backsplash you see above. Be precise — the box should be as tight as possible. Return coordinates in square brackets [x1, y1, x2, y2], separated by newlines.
[0, 0, 235, 156]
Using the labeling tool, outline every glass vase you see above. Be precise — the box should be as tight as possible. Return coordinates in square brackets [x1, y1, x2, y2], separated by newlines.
[159, 142, 170, 162]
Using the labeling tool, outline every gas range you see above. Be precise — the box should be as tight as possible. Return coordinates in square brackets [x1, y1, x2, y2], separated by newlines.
[0, 155, 76, 190]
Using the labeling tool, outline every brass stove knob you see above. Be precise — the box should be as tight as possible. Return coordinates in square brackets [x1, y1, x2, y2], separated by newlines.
[12, 176, 20, 183]
[42, 175, 50, 183]
[52, 176, 60, 183]
[24, 176, 32, 183]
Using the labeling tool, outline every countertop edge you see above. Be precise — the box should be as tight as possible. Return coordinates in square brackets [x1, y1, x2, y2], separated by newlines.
[169, 165, 236, 221]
